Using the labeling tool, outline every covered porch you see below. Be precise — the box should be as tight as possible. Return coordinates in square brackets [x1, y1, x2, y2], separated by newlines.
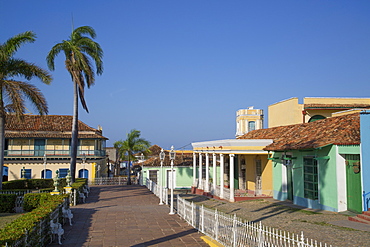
[191, 139, 273, 202]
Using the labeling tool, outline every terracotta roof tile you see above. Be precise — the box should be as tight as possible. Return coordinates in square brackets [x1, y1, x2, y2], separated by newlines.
[238, 113, 360, 151]
[5, 114, 108, 139]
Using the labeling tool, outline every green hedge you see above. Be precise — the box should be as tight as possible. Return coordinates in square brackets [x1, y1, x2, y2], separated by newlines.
[2, 178, 85, 190]
[0, 194, 17, 213]
[0, 194, 67, 246]
[23, 193, 57, 212]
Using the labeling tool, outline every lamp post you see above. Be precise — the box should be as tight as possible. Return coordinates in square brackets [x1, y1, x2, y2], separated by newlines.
[169, 146, 176, 215]
[43, 154, 47, 179]
[82, 153, 86, 179]
[159, 148, 165, 205]
[140, 153, 144, 162]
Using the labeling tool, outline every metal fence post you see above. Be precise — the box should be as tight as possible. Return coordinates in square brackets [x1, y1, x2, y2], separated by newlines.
[257, 221, 263, 247]
[201, 205, 204, 233]
[191, 201, 194, 227]
[73, 189, 77, 206]
[233, 214, 237, 247]
[299, 231, 305, 247]
[215, 209, 219, 242]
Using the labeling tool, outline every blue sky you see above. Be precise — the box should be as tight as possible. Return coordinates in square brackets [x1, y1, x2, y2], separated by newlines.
[2, 1, 370, 150]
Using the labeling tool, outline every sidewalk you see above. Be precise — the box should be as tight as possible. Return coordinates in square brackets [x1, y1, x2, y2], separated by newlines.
[49, 185, 209, 247]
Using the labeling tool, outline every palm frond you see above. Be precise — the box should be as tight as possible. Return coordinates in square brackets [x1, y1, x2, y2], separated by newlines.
[4, 58, 52, 84]
[1, 31, 36, 60]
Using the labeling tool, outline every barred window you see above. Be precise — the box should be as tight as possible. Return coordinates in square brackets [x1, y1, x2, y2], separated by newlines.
[149, 170, 158, 183]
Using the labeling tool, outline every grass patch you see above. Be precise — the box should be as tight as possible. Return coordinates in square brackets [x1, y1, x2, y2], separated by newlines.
[0, 213, 23, 229]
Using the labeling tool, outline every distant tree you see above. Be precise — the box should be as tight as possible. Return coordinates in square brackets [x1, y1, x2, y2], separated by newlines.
[47, 26, 103, 182]
[114, 129, 151, 185]
[0, 31, 51, 189]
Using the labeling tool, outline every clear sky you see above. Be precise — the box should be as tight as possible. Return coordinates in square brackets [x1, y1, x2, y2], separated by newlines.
[2, 1, 370, 150]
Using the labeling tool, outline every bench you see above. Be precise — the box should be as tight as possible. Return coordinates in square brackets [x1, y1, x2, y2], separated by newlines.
[62, 206, 73, 226]
[50, 220, 64, 245]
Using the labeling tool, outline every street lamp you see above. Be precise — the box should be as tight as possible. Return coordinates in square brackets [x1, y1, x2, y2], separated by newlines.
[140, 153, 144, 162]
[169, 146, 176, 215]
[82, 153, 86, 179]
[159, 148, 165, 205]
[43, 154, 47, 179]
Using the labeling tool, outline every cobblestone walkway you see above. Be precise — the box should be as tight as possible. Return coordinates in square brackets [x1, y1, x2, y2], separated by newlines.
[181, 194, 370, 247]
[49, 185, 208, 247]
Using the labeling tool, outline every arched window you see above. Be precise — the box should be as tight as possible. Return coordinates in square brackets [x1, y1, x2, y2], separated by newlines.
[78, 169, 89, 179]
[248, 121, 256, 132]
[308, 115, 326, 122]
[41, 169, 52, 179]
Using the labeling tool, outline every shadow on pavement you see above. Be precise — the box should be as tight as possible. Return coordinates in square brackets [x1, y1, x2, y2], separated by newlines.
[131, 228, 199, 247]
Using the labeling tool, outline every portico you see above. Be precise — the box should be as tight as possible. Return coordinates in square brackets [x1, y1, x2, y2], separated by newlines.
[191, 139, 273, 202]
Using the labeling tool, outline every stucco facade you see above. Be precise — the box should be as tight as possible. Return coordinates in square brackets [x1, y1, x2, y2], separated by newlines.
[268, 97, 370, 128]
[236, 107, 264, 137]
[4, 115, 108, 181]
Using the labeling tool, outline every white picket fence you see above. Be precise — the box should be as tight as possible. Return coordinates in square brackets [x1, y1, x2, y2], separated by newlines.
[144, 178, 331, 247]
[145, 178, 168, 205]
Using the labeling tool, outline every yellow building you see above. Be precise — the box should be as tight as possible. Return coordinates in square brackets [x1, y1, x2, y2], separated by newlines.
[236, 106, 264, 137]
[4, 115, 108, 181]
[191, 139, 273, 202]
[268, 97, 370, 128]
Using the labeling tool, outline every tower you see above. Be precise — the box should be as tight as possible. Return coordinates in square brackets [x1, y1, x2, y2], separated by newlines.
[236, 106, 264, 137]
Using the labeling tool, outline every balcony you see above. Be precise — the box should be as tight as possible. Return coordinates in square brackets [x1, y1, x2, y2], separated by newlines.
[4, 149, 106, 160]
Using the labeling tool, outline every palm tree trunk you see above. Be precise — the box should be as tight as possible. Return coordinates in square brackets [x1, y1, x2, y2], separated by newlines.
[70, 81, 79, 183]
[0, 114, 4, 190]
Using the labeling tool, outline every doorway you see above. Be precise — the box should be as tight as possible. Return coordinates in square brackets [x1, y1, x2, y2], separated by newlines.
[346, 154, 362, 213]
[166, 169, 176, 189]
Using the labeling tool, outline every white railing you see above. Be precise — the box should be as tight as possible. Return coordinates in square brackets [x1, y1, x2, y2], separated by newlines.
[6, 198, 68, 246]
[89, 177, 127, 185]
[143, 178, 331, 247]
[177, 195, 331, 247]
[145, 178, 168, 205]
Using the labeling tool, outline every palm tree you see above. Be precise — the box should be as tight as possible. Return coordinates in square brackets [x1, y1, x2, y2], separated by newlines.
[47, 26, 103, 182]
[114, 129, 151, 185]
[0, 31, 52, 189]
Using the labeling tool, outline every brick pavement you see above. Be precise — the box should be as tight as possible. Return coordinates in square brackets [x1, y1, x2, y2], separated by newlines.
[49, 185, 209, 247]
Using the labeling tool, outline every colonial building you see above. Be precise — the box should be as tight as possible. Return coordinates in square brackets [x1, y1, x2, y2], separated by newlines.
[240, 112, 364, 213]
[4, 114, 108, 181]
[268, 97, 370, 128]
[140, 145, 195, 190]
[235, 106, 264, 137]
[191, 139, 273, 202]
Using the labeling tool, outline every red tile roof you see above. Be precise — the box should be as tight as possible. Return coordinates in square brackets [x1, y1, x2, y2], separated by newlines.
[238, 113, 360, 151]
[5, 114, 108, 139]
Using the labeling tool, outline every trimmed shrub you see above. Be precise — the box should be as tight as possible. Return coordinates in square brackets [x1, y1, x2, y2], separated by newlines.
[0, 194, 67, 246]
[23, 193, 56, 212]
[0, 194, 17, 213]
[2, 180, 26, 190]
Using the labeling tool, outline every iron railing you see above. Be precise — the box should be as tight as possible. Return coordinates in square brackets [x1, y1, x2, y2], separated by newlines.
[5, 149, 106, 158]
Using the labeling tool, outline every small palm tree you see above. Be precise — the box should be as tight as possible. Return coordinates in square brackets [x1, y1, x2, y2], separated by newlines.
[0, 31, 52, 189]
[114, 129, 151, 185]
[47, 26, 103, 182]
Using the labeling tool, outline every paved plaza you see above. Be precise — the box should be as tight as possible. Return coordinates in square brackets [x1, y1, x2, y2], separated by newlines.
[49, 185, 209, 247]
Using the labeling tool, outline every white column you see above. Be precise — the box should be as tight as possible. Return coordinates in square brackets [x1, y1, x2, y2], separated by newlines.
[229, 154, 235, 202]
[220, 154, 224, 199]
[213, 152, 217, 192]
[193, 152, 197, 186]
[199, 153, 203, 190]
[205, 153, 209, 192]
